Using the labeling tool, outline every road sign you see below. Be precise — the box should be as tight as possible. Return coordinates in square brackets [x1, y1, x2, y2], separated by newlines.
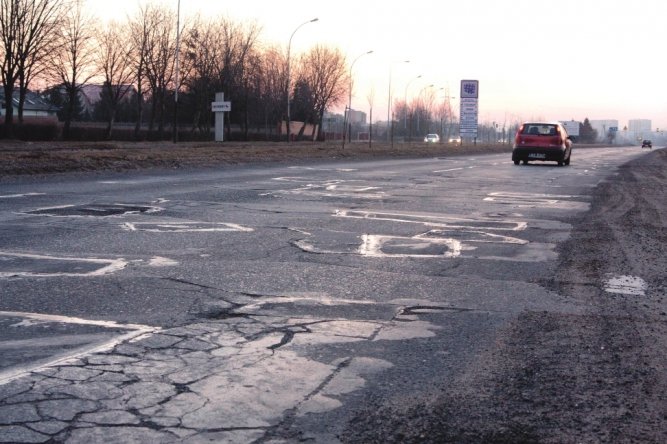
[211, 101, 231, 112]
[460, 80, 479, 99]
[459, 81, 479, 138]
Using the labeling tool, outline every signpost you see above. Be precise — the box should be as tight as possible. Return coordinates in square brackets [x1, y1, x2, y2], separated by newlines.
[459, 80, 479, 143]
[211, 92, 232, 142]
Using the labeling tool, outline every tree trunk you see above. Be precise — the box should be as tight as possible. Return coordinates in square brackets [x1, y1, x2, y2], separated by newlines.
[63, 89, 77, 140]
[105, 110, 116, 140]
[2, 84, 15, 139]
[134, 90, 143, 141]
[17, 83, 26, 124]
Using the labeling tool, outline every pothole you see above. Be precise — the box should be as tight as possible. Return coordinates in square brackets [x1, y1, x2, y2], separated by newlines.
[25, 204, 161, 217]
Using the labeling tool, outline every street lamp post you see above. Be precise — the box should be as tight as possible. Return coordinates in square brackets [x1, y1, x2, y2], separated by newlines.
[343, 50, 373, 149]
[286, 18, 318, 143]
[387, 60, 409, 146]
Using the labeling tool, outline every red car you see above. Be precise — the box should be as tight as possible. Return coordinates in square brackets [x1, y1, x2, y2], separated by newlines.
[512, 122, 573, 166]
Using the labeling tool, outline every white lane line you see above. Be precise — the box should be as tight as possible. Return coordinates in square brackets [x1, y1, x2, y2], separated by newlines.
[0, 311, 158, 385]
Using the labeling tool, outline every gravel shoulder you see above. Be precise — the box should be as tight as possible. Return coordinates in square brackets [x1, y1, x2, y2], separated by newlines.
[342, 148, 667, 443]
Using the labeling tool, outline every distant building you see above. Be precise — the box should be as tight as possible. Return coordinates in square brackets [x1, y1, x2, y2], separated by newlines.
[589, 119, 619, 142]
[627, 119, 651, 133]
[624, 119, 652, 144]
[347, 109, 367, 125]
[79, 84, 135, 116]
[0, 88, 59, 123]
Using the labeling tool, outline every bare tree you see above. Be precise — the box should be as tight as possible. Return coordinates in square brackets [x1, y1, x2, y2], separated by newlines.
[142, 4, 177, 137]
[97, 21, 134, 139]
[434, 97, 454, 141]
[256, 45, 286, 138]
[128, 4, 154, 140]
[296, 45, 347, 140]
[49, 0, 98, 139]
[215, 17, 261, 140]
[183, 16, 261, 139]
[1, 0, 64, 137]
[182, 17, 221, 134]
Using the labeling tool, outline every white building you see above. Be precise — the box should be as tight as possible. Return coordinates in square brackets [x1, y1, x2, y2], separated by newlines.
[628, 119, 651, 133]
[589, 119, 619, 142]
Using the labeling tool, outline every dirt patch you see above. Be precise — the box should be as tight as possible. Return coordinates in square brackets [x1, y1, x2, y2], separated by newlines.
[0, 140, 511, 177]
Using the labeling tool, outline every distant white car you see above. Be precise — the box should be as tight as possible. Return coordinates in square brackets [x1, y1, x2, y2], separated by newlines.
[448, 136, 461, 144]
[424, 134, 440, 143]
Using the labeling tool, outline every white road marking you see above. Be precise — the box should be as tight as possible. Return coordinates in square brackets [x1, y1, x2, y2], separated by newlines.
[483, 191, 589, 210]
[0, 252, 127, 278]
[22, 204, 163, 217]
[335, 209, 527, 231]
[271, 180, 386, 200]
[420, 229, 528, 245]
[0, 311, 158, 385]
[604, 275, 648, 296]
[122, 221, 253, 233]
[359, 234, 462, 258]
[148, 256, 179, 267]
[433, 167, 465, 173]
[0, 192, 45, 199]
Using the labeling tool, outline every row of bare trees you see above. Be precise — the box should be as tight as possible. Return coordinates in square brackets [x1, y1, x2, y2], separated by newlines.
[391, 89, 457, 141]
[1, 0, 350, 140]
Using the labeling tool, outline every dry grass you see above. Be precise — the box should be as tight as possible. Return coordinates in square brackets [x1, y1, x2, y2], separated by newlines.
[0, 140, 512, 176]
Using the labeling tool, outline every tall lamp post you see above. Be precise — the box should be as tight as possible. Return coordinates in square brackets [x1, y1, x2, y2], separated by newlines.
[286, 18, 318, 143]
[343, 50, 373, 148]
[387, 60, 410, 146]
[172, 0, 181, 143]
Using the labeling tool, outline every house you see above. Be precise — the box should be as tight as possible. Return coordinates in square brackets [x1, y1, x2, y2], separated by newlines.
[79, 84, 136, 116]
[0, 88, 59, 123]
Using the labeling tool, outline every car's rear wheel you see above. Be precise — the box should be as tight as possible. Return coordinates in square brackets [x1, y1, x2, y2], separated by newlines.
[513, 160, 520, 165]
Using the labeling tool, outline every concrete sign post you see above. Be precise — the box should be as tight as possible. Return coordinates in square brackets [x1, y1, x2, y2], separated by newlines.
[211, 92, 231, 142]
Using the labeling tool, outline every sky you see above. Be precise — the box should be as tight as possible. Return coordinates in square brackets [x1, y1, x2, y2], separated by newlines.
[88, 0, 667, 130]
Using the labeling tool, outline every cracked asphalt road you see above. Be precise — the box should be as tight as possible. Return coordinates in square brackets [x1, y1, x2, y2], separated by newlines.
[0, 146, 664, 442]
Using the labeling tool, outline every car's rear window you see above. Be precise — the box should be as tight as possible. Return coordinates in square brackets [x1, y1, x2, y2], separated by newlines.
[521, 124, 558, 136]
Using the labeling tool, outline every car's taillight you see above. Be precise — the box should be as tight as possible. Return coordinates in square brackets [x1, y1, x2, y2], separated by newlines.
[515, 125, 524, 145]
[555, 128, 563, 145]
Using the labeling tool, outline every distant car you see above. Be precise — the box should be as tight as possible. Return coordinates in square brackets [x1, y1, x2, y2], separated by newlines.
[448, 136, 461, 144]
[424, 134, 440, 143]
[512, 122, 573, 166]
[641, 140, 652, 148]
